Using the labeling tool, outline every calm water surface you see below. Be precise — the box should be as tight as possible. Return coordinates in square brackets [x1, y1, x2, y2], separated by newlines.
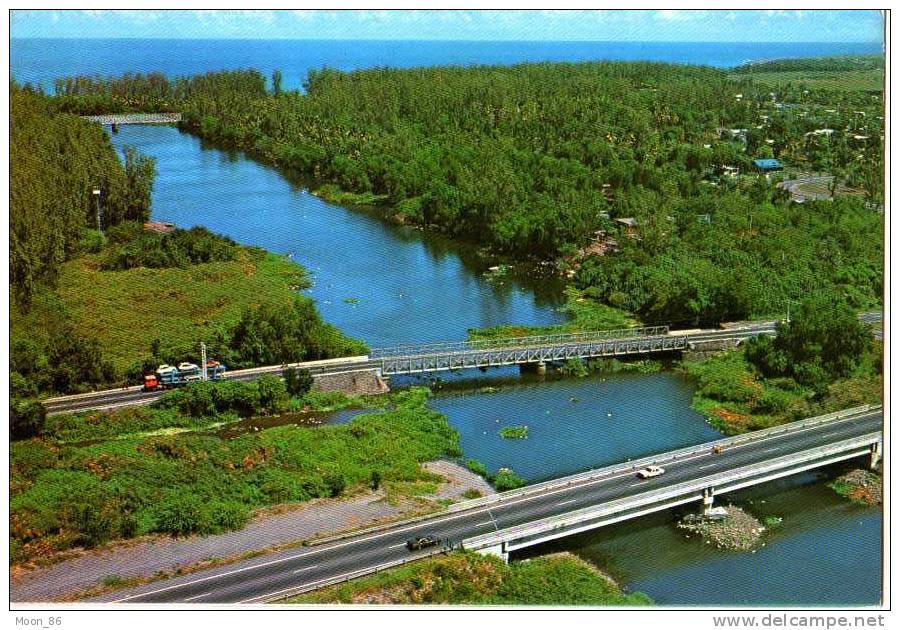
[108, 124, 565, 347]
[520, 469, 882, 606]
[428, 371, 721, 482]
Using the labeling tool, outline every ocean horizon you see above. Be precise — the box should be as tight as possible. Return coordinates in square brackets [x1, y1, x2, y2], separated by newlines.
[11, 37, 883, 91]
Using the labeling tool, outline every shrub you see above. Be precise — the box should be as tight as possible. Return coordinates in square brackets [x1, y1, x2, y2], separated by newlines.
[256, 374, 289, 413]
[499, 425, 529, 439]
[324, 473, 347, 497]
[752, 388, 796, 414]
[156, 379, 265, 418]
[559, 358, 589, 377]
[465, 459, 489, 479]
[79, 229, 105, 253]
[10, 398, 47, 440]
[284, 367, 315, 397]
[101, 223, 238, 271]
[493, 468, 526, 491]
[153, 489, 220, 536]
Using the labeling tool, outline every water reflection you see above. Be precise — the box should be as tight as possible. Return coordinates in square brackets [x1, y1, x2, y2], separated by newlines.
[110, 124, 566, 347]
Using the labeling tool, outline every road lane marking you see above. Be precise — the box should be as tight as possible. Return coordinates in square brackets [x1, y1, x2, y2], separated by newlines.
[292, 565, 319, 574]
[475, 521, 495, 527]
[698, 463, 718, 470]
[111, 412, 879, 602]
[239, 575, 347, 603]
[387, 543, 407, 549]
[182, 592, 211, 602]
[557, 499, 578, 506]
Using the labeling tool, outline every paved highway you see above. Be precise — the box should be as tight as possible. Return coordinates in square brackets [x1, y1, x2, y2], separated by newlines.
[42, 357, 379, 416]
[95, 408, 881, 604]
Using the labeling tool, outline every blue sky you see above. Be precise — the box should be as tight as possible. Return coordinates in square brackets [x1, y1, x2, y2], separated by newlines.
[11, 10, 884, 43]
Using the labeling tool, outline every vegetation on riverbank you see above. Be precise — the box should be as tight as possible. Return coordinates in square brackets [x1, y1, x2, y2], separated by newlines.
[829, 469, 882, 506]
[468, 288, 638, 342]
[286, 550, 651, 605]
[686, 296, 881, 434]
[10, 387, 460, 566]
[11, 78, 365, 415]
[464, 460, 527, 492]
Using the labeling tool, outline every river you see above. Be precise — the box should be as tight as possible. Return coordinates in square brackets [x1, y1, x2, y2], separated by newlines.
[108, 123, 881, 607]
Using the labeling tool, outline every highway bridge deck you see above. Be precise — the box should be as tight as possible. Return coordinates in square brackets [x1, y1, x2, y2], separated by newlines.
[81, 405, 880, 605]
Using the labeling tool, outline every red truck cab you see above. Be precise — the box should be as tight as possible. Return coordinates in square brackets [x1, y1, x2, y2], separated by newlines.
[143, 374, 160, 391]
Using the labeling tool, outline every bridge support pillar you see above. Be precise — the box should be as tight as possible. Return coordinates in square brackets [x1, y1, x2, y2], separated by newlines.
[520, 362, 546, 375]
[870, 441, 882, 469]
[701, 487, 715, 514]
[476, 543, 509, 564]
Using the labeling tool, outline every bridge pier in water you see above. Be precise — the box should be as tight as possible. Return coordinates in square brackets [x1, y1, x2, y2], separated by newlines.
[870, 442, 882, 469]
[519, 361, 547, 375]
[701, 486, 715, 515]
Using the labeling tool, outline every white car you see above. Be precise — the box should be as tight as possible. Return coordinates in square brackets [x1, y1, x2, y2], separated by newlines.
[155, 364, 177, 376]
[177, 362, 200, 373]
[636, 465, 665, 479]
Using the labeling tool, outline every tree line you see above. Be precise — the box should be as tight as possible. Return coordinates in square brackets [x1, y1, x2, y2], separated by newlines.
[10, 82, 157, 305]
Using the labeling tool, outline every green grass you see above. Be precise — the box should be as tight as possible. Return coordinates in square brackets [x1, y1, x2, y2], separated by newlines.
[286, 550, 651, 605]
[12, 246, 309, 375]
[728, 69, 883, 92]
[588, 358, 664, 374]
[10, 387, 461, 566]
[468, 288, 638, 341]
[313, 184, 389, 207]
[41, 406, 236, 444]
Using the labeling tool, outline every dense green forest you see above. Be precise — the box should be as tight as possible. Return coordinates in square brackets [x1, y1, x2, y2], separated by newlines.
[45, 60, 882, 326]
[10, 82, 156, 305]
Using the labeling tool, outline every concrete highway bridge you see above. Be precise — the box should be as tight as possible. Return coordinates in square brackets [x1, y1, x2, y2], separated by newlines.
[91, 405, 881, 604]
[43, 311, 882, 416]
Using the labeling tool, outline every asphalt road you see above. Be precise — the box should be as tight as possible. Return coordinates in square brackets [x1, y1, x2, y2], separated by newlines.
[96, 409, 881, 604]
[42, 358, 380, 415]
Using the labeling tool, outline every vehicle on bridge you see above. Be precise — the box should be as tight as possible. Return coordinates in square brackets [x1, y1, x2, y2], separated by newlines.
[406, 533, 442, 551]
[636, 465, 665, 479]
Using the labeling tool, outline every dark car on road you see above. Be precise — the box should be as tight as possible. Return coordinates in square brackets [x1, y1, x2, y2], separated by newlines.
[406, 533, 442, 551]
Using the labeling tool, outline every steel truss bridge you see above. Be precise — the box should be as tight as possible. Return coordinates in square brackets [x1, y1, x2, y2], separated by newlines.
[372, 325, 733, 375]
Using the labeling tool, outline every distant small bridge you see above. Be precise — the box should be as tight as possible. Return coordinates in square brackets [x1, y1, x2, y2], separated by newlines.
[81, 113, 182, 125]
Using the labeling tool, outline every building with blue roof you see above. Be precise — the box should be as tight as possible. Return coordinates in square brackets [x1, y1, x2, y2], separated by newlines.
[753, 158, 783, 172]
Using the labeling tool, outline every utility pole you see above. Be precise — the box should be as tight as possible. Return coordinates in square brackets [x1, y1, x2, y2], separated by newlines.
[201, 342, 208, 381]
[92, 189, 104, 238]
